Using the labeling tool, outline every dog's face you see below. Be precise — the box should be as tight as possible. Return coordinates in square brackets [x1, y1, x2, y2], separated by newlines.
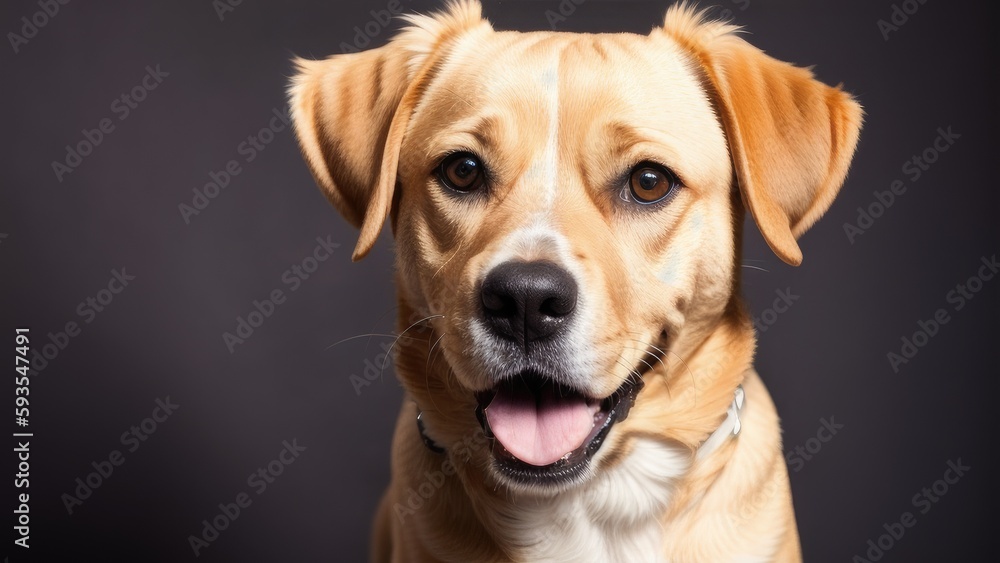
[393, 24, 741, 483]
[398, 24, 735, 392]
[291, 2, 861, 493]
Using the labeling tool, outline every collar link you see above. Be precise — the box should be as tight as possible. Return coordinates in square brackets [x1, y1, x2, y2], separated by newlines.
[696, 384, 745, 460]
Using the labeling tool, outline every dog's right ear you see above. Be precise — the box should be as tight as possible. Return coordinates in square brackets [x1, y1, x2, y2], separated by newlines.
[288, 1, 489, 261]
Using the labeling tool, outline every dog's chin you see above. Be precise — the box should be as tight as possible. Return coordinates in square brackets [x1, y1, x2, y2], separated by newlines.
[473, 370, 643, 494]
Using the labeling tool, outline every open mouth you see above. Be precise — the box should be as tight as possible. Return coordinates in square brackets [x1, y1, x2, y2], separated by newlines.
[474, 371, 644, 487]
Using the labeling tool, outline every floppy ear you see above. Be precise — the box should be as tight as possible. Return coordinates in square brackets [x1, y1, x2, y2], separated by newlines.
[288, 1, 489, 261]
[288, 49, 407, 261]
[661, 6, 863, 266]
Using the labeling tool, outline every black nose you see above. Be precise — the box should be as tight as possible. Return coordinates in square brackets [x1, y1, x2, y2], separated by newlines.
[480, 261, 578, 348]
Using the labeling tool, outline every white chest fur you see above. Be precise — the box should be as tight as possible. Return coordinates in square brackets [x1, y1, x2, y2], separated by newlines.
[498, 438, 690, 563]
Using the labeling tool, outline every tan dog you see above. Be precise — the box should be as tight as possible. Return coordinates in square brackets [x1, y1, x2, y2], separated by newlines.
[290, 1, 861, 560]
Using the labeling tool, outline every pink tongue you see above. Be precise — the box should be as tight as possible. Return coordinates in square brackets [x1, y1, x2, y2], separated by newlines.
[485, 384, 595, 466]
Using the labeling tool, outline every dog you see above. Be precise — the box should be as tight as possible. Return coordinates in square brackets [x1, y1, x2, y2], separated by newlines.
[289, 1, 861, 560]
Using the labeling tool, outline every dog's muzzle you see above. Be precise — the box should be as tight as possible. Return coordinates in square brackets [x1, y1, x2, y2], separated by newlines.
[469, 260, 650, 486]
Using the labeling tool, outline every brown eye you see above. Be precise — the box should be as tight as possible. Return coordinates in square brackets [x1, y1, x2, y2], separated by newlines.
[628, 163, 678, 204]
[439, 152, 485, 192]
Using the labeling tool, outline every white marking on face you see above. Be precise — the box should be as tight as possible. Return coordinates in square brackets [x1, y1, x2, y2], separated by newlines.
[464, 54, 625, 396]
[470, 218, 601, 393]
[484, 218, 569, 267]
[540, 59, 559, 210]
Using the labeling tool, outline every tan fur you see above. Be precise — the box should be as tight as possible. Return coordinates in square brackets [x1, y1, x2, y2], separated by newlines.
[290, 1, 861, 560]
[660, 7, 863, 265]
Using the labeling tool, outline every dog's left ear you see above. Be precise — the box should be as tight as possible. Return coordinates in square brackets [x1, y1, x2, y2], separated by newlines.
[289, 1, 489, 261]
[660, 6, 863, 266]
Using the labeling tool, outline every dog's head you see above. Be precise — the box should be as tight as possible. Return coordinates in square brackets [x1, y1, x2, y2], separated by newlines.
[291, 1, 861, 493]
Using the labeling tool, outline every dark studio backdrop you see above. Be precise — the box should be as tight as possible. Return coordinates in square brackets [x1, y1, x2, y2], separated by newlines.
[2, 0, 997, 561]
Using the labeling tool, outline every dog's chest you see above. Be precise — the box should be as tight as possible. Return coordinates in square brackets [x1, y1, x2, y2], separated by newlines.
[502, 438, 689, 562]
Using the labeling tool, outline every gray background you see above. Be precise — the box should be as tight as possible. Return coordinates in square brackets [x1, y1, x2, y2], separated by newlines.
[2, 0, 997, 561]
